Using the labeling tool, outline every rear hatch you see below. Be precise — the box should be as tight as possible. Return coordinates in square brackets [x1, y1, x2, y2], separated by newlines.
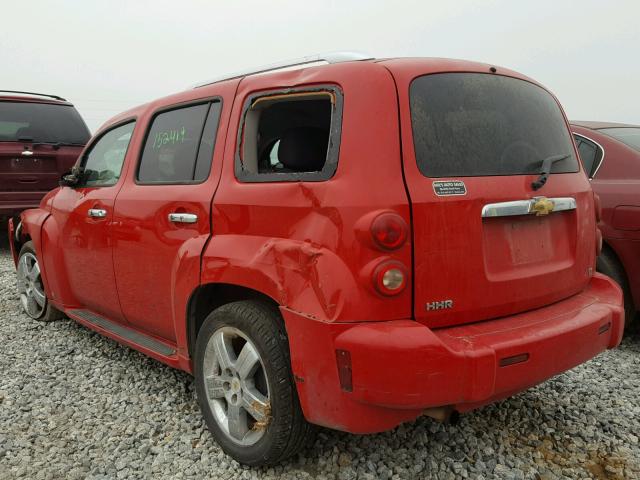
[390, 65, 595, 328]
[0, 99, 89, 202]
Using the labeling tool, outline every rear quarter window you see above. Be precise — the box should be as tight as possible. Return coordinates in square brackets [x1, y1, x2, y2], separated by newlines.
[573, 134, 603, 178]
[410, 73, 579, 178]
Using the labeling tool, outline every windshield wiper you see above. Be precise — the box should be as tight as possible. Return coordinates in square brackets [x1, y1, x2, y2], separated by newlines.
[31, 141, 62, 149]
[531, 154, 571, 191]
[17, 138, 84, 150]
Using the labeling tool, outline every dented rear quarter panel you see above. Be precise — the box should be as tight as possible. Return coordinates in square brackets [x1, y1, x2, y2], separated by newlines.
[202, 62, 413, 322]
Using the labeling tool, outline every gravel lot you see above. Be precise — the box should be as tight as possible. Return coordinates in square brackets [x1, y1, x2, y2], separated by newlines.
[1, 230, 639, 480]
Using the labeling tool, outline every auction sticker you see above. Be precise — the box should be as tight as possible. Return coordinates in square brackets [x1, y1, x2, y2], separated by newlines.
[432, 180, 467, 196]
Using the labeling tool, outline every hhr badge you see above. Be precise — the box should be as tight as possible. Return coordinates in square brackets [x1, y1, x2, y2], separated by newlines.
[426, 300, 453, 311]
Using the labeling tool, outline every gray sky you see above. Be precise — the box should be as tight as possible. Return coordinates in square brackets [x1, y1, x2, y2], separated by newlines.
[2, 0, 638, 132]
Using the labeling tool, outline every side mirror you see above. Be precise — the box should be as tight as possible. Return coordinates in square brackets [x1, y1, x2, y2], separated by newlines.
[59, 166, 83, 187]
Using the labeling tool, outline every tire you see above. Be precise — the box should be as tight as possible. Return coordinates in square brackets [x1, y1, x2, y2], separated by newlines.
[17, 241, 64, 322]
[596, 248, 636, 331]
[194, 300, 315, 466]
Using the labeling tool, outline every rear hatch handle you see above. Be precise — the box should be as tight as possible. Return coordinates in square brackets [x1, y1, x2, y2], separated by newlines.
[482, 197, 577, 218]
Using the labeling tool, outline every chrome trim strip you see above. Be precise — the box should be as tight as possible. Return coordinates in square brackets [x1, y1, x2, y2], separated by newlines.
[481, 197, 577, 218]
[551, 197, 578, 212]
[192, 51, 373, 88]
[481, 200, 531, 217]
[573, 132, 606, 180]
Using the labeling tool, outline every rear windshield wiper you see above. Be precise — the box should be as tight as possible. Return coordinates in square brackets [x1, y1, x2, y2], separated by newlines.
[18, 138, 84, 150]
[31, 141, 63, 149]
[531, 154, 571, 191]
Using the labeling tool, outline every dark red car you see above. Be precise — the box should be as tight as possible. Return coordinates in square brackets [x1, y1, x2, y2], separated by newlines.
[572, 121, 640, 330]
[0, 90, 90, 218]
[9, 54, 623, 466]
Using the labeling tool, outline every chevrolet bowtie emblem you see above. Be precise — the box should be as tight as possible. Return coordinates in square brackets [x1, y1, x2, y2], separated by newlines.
[530, 197, 555, 216]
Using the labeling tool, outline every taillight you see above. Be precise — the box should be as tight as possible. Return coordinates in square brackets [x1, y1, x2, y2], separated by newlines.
[594, 193, 602, 223]
[373, 261, 408, 295]
[371, 213, 408, 250]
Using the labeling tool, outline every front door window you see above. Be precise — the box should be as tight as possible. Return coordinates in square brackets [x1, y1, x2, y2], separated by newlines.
[81, 122, 135, 187]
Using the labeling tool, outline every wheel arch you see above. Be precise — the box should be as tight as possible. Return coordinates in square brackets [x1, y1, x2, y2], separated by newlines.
[600, 239, 638, 313]
[186, 282, 281, 359]
[600, 241, 631, 287]
[16, 210, 46, 251]
[15, 209, 52, 291]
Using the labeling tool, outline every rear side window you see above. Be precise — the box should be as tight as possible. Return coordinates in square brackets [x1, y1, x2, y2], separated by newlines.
[137, 101, 221, 184]
[573, 134, 603, 178]
[236, 87, 343, 182]
[410, 73, 579, 178]
[0, 101, 90, 144]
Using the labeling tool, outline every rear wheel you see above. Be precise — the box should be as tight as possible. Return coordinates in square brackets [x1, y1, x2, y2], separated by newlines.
[596, 248, 636, 331]
[194, 300, 315, 466]
[17, 241, 64, 322]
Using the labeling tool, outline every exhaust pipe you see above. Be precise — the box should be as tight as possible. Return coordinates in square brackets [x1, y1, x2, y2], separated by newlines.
[423, 406, 460, 424]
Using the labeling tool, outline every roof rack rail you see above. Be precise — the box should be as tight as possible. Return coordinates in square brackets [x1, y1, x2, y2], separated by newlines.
[192, 51, 374, 89]
[0, 90, 67, 101]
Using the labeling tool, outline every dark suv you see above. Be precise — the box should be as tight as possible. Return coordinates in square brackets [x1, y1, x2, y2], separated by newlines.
[0, 91, 90, 217]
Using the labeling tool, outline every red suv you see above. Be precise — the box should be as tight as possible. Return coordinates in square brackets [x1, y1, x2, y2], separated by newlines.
[572, 121, 640, 330]
[0, 91, 90, 217]
[9, 54, 624, 466]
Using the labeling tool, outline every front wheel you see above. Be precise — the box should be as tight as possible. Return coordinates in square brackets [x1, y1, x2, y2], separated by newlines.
[17, 241, 64, 322]
[194, 300, 315, 466]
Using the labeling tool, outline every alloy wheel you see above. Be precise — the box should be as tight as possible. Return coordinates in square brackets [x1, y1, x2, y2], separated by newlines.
[202, 326, 271, 446]
[17, 252, 46, 319]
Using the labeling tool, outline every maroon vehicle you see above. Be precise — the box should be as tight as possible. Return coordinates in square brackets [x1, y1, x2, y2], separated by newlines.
[572, 121, 640, 329]
[0, 91, 90, 218]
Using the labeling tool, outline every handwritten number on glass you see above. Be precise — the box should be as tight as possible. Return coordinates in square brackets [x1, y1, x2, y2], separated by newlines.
[153, 126, 186, 149]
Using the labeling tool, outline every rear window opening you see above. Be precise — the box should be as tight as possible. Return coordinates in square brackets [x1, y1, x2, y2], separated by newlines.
[410, 73, 579, 178]
[236, 89, 342, 182]
[0, 101, 90, 145]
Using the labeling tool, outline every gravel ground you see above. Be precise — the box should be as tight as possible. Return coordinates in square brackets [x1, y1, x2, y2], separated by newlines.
[1, 234, 639, 479]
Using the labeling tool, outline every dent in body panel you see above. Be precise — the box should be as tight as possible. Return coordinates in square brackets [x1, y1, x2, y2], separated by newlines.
[170, 233, 210, 361]
[203, 179, 359, 321]
[204, 61, 412, 324]
[203, 234, 354, 322]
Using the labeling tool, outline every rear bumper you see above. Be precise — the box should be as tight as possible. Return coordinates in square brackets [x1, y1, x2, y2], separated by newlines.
[282, 273, 623, 434]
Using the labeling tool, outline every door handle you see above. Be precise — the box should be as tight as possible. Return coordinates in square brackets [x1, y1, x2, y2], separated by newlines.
[168, 212, 198, 224]
[481, 197, 576, 218]
[87, 208, 107, 218]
